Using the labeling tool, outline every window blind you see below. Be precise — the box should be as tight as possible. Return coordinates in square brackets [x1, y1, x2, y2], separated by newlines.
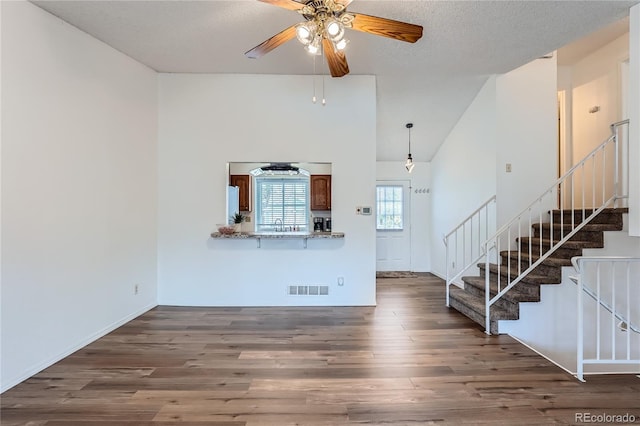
[255, 177, 309, 232]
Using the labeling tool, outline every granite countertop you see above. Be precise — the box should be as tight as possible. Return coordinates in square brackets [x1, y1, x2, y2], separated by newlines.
[210, 231, 344, 239]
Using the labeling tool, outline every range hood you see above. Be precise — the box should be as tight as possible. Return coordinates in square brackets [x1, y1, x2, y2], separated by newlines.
[260, 163, 299, 172]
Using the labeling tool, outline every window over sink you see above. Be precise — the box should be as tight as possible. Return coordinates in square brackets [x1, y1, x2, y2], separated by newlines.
[255, 172, 310, 233]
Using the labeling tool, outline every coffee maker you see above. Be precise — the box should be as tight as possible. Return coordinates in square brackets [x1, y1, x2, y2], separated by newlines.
[313, 217, 325, 232]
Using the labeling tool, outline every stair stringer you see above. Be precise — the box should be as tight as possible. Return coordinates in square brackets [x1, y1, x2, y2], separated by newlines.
[498, 214, 640, 375]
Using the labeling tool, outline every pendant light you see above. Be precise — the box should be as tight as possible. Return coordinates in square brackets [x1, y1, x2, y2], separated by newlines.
[405, 123, 415, 173]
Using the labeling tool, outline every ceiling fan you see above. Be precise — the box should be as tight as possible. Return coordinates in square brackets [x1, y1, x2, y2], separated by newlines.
[245, 0, 423, 78]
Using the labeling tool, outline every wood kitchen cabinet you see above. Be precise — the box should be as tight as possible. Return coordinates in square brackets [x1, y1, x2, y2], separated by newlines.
[310, 175, 331, 210]
[230, 174, 251, 212]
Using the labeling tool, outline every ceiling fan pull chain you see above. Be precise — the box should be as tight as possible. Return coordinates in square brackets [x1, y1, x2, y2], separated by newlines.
[312, 55, 317, 103]
[321, 43, 326, 106]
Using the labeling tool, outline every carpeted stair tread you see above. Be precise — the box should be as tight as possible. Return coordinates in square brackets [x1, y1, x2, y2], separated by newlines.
[500, 250, 572, 267]
[449, 287, 517, 333]
[549, 207, 628, 214]
[532, 222, 622, 232]
[462, 276, 540, 303]
[548, 208, 627, 226]
[477, 262, 559, 284]
[516, 237, 603, 249]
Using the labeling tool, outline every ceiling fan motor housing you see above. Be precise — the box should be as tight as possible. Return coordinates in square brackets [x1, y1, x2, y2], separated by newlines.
[301, 0, 346, 22]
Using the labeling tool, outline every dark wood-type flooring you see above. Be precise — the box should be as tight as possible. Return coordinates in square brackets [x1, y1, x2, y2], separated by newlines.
[2, 274, 639, 425]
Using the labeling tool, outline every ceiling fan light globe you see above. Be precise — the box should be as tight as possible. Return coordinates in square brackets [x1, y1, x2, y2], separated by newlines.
[326, 20, 341, 37]
[325, 20, 345, 42]
[335, 38, 348, 51]
[306, 42, 320, 55]
[295, 23, 314, 45]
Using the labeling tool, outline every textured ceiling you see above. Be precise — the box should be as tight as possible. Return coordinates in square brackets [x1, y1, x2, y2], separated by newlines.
[31, 0, 639, 162]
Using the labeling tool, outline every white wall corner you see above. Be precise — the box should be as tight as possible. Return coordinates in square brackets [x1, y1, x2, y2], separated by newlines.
[629, 4, 640, 236]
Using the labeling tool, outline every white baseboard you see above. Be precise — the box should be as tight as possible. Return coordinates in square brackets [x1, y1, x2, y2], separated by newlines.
[508, 333, 576, 377]
[1, 302, 157, 393]
[430, 270, 446, 281]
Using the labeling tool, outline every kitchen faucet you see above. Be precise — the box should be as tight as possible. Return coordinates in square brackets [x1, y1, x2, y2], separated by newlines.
[274, 218, 283, 232]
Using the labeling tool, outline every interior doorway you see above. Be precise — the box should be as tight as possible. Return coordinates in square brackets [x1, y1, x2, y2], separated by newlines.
[557, 90, 571, 208]
[621, 59, 629, 119]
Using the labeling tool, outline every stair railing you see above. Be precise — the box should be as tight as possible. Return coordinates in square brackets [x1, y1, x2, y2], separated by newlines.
[444, 195, 496, 307]
[571, 256, 640, 382]
[482, 120, 629, 334]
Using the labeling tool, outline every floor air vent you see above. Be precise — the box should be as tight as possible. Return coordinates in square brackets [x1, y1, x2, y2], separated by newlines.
[288, 285, 329, 296]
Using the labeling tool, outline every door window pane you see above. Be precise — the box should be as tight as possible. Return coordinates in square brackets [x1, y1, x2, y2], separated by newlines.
[376, 185, 403, 230]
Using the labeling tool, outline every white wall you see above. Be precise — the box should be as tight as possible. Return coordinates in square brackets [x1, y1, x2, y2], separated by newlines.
[496, 56, 558, 225]
[430, 57, 557, 280]
[0, 1, 4, 388]
[571, 33, 628, 134]
[158, 74, 377, 306]
[430, 76, 497, 279]
[571, 34, 629, 208]
[630, 4, 640, 236]
[376, 161, 431, 272]
[1, 2, 158, 392]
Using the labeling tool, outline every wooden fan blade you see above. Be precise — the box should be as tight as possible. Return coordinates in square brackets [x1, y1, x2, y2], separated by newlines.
[245, 25, 297, 59]
[258, 0, 305, 11]
[322, 39, 349, 78]
[259, 0, 351, 12]
[336, 0, 354, 7]
[351, 13, 423, 43]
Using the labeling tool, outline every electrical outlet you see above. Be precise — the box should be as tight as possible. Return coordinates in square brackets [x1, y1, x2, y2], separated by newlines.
[337, 276, 344, 286]
[506, 163, 512, 173]
[134, 284, 139, 295]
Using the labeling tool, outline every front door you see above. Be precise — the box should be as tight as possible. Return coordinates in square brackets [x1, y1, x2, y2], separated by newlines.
[376, 181, 411, 271]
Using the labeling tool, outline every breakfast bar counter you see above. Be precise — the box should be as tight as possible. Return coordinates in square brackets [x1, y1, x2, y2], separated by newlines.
[210, 231, 345, 248]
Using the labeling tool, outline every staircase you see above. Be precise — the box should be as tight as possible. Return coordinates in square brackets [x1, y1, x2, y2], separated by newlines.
[449, 208, 627, 334]
[444, 119, 630, 335]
